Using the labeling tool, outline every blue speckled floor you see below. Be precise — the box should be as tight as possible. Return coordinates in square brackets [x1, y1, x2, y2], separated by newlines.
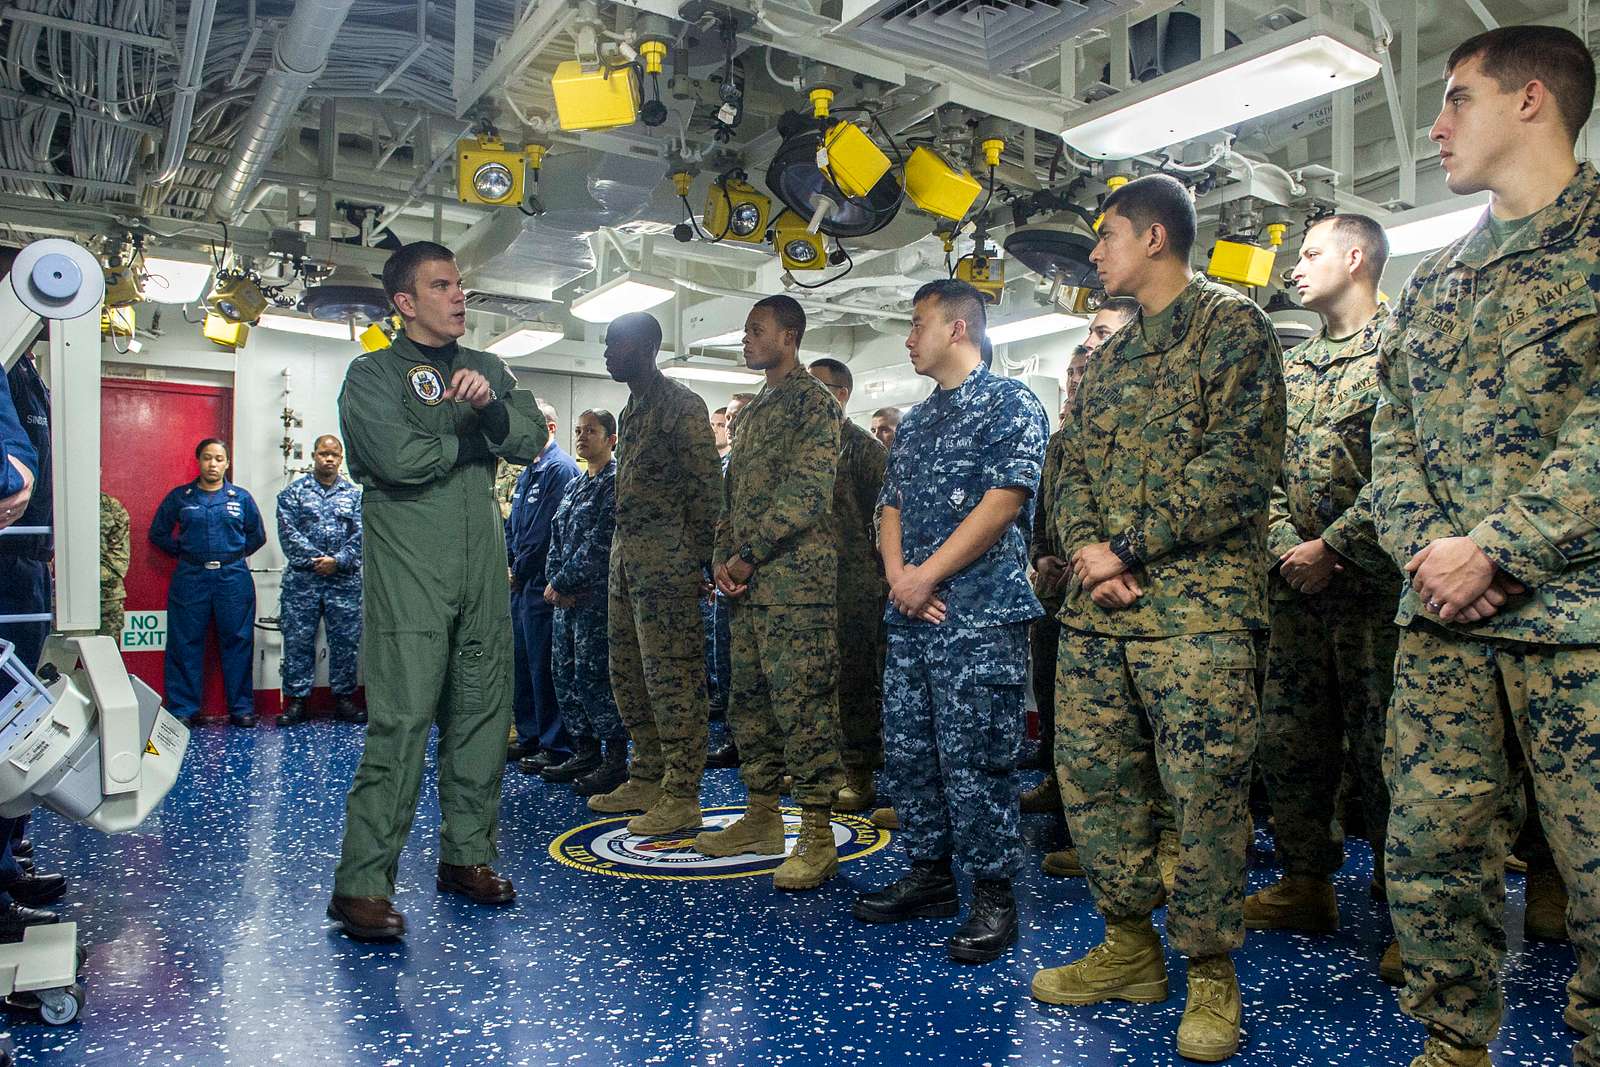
[4, 724, 1576, 1066]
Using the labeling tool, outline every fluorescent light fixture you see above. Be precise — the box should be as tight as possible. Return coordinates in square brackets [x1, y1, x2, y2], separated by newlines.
[690, 330, 746, 349]
[1384, 194, 1490, 257]
[1062, 15, 1381, 159]
[487, 325, 565, 357]
[570, 272, 674, 323]
[662, 365, 764, 385]
[988, 311, 1088, 345]
[140, 252, 215, 304]
[257, 310, 355, 339]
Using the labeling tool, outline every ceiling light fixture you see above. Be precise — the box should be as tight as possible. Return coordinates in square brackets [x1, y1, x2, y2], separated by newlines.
[689, 330, 746, 349]
[257, 310, 355, 340]
[1061, 15, 1381, 159]
[570, 272, 675, 323]
[1383, 194, 1490, 257]
[988, 311, 1089, 346]
[486, 325, 565, 357]
[140, 251, 215, 304]
[662, 365, 764, 385]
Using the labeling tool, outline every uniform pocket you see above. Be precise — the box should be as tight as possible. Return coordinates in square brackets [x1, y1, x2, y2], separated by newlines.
[453, 640, 485, 717]
[1501, 280, 1596, 439]
[972, 655, 1027, 773]
[1203, 633, 1260, 774]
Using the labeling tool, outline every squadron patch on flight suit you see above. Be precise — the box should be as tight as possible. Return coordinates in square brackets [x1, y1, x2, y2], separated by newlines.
[408, 364, 446, 406]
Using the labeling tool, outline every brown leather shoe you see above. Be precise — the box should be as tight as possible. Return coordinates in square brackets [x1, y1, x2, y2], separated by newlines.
[436, 863, 516, 905]
[326, 895, 405, 941]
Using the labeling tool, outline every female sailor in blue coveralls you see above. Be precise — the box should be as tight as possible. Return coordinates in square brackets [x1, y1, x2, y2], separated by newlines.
[149, 438, 267, 727]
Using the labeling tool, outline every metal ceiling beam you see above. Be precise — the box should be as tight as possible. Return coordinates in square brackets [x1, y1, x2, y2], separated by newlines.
[454, 0, 572, 118]
[0, 8, 175, 53]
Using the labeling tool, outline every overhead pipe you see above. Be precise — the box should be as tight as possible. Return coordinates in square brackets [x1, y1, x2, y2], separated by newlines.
[208, 0, 360, 222]
[145, 0, 219, 200]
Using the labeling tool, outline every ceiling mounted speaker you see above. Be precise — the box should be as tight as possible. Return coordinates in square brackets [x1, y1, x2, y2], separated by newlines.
[298, 264, 389, 323]
[1002, 224, 1101, 289]
[765, 120, 901, 239]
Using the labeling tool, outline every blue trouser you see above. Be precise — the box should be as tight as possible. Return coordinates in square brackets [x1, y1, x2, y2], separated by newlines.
[164, 560, 256, 718]
[702, 593, 731, 719]
[553, 602, 623, 741]
[0, 555, 50, 901]
[882, 621, 1029, 880]
[279, 572, 362, 697]
[511, 586, 570, 755]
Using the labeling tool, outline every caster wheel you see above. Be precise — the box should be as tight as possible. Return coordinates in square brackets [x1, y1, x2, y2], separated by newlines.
[36, 983, 83, 1025]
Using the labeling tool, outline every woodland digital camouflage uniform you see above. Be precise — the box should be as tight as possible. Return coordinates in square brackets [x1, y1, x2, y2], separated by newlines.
[833, 418, 888, 772]
[1259, 308, 1399, 881]
[99, 491, 130, 639]
[717, 365, 844, 806]
[609, 373, 722, 800]
[548, 458, 621, 741]
[880, 362, 1048, 879]
[1370, 162, 1600, 1060]
[1052, 273, 1285, 958]
[494, 459, 523, 522]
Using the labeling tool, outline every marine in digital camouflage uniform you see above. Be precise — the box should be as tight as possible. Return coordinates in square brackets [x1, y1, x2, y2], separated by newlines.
[99, 491, 130, 640]
[853, 280, 1047, 963]
[593, 312, 722, 832]
[494, 459, 524, 523]
[1370, 30, 1600, 1061]
[1249, 214, 1402, 939]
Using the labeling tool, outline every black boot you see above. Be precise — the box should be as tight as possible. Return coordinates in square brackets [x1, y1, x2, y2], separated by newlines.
[518, 750, 561, 776]
[229, 712, 258, 728]
[543, 738, 603, 783]
[572, 739, 629, 797]
[947, 879, 1018, 964]
[706, 738, 740, 769]
[335, 694, 366, 724]
[0, 900, 58, 941]
[279, 696, 308, 726]
[853, 859, 959, 924]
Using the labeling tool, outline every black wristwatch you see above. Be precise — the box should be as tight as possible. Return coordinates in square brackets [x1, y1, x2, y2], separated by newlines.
[738, 544, 757, 567]
[1109, 533, 1139, 569]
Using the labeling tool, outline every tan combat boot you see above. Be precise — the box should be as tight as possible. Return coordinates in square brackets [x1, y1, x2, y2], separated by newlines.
[627, 794, 703, 836]
[588, 776, 661, 814]
[1176, 954, 1242, 1062]
[1157, 830, 1179, 897]
[694, 794, 786, 856]
[1379, 939, 1404, 986]
[835, 769, 876, 813]
[1242, 875, 1339, 933]
[1407, 1037, 1490, 1066]
[1041, 847, 1085, 878]
[871, 806, 899, 830]
[773, 806, 838, 891]
[1524, 865, 1570, 941]
[1032, 916, 1168, 1005]
[1020, 775, 1061, 814]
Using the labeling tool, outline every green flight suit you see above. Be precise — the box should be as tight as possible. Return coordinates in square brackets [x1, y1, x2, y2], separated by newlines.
[609, 372, 721, 800]
[332, 332, 547, 898]
[834, 418, 888, 773]
[1259, 311, 1400, 881]
[1052, 273, 1285, 958]
[1371, 162, 1600, 1059]
[718, 365, 844, 805]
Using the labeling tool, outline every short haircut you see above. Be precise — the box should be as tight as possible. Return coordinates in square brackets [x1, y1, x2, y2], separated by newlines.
[609, 311, 663, 353]
[912, 278, 987, 345]
[753, 294, 807, 347]
[1098, 296, 1141, 320]
[979, 337, 993, 369]
[195, 437, 227, 459]
[535, 398, 558, 426]
[713, 406, 728, 416]
[1314, 213, 1390, 282]
[1103, 174, 1197, 261]
[871, 407, 902, 424]
[381, 241, 455, 301]
[808, 357, 853, 393]
[579, 408, 616, 436]
[729, 392, 757, 405]
[1447, 24, 1596, 142]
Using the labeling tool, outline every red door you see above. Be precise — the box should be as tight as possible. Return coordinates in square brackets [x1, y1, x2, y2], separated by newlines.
[102, 379, 234, 719]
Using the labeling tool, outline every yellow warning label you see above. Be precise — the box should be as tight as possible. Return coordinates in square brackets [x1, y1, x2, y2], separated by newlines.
[145, 740, 159, 757]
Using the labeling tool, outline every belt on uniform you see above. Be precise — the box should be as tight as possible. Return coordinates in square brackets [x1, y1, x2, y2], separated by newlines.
[181, 552, 244, 569]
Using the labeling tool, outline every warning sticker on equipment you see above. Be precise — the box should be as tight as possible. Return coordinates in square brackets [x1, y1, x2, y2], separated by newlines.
[145, 740, 159, 756]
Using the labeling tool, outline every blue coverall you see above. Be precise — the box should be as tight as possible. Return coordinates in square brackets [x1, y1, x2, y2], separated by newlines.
[506, 442, 579, 755]
[150, 480, 266, 721]
[0, 363, 42, 902]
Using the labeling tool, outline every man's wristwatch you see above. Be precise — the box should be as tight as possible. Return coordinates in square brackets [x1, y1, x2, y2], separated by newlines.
[1109, 533, 1139, 569]
[738, 544, 757, 567]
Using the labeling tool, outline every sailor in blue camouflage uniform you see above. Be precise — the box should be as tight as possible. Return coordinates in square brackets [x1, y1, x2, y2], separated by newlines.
[853, 279, 1048, 966]
[541, 409, 626, 795]
[276, 434, 364, 725]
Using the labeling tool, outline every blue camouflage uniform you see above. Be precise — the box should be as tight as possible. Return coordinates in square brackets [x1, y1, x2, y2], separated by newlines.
[880, 363, 1049, 879]
[150, 479, 267, 720]
[507, 441, 581, 755]
[276, 473, 363, 698]
[547, 458, 622, 742]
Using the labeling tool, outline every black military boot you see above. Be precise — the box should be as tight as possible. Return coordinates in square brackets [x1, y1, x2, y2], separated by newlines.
[706, 738, 740, 768]
[543, 738, 603, 783]
[572, 739, 629, 797]
[335, 694, 366, 724]
[853, 859, 959, 923]
[947, 879, 1019, 964]
[278, 696, 308, 726]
